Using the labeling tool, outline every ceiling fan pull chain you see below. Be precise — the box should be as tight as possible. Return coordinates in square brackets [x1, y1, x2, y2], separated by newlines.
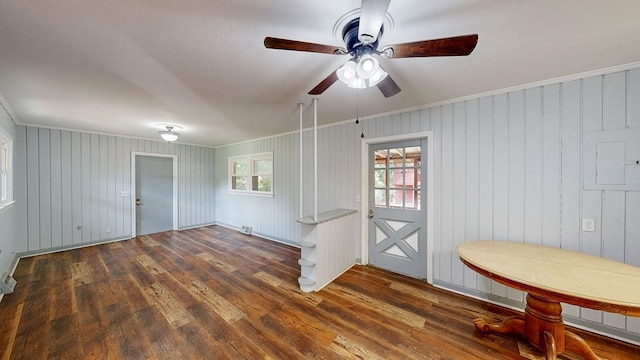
[358, 85, 365, 138]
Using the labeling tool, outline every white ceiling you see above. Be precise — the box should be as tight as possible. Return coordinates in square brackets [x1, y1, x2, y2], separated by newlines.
[1, 0, 639, 147]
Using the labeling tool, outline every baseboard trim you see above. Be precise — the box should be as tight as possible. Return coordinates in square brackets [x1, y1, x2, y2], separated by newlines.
[214, 222, 299, 248]
[432, 280, 640, 347]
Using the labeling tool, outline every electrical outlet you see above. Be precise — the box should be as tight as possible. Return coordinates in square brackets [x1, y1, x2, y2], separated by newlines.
[106, 226, 112, 234]
[582, 219, 595, 232]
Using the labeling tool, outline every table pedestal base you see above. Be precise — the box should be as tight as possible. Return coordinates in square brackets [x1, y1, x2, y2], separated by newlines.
[473, 294, 600, 360]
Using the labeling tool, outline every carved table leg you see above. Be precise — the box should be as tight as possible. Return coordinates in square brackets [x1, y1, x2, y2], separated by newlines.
[473, 316, 525, 336]
[541, 331, 557, 360]
[565, 331, 601, 360]
[472, 294, 602, 360]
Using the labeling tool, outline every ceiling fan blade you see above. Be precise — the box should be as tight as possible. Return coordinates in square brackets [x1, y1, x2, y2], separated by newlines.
[376, 75, 401, 98]
[308, 69, 339, 95]
[358, 0, 391, 44]
[264, 37, 346, 55]
[387, 34, 478, 58]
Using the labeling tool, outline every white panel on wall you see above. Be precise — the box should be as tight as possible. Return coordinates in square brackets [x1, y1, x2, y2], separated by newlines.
[581, 191, 602, 257]
[71, 132, 82, 245]
[602, 191, 626, 262]
[598, 142, 626, 185]
[50, 130, 62, 248]
[80, 133, 91, 242]
[491, 94, 509, 298]
[560, 80, 582, 252]
[630, 69, 640, 129]
[431, 106, 442, 281]
[603, 72, 626, 130]
[507, 91, 525, 302]
[122, 138, 132, 238]
[583, 76, 603, 132]
[114, 137, 124, 238]
[60, 131, 73, 246]
[463, 99, 479, 289]
[90, 134, 100, 241]
[451, 102, 466, 286]
[39, 128, 52, 249]
[476, 96, 493, 294]
[627, 191, 640, 267]
[541, 84, 561, 248]
[507, 91, 525, 243]
[107, 136, 116, 240]
[524, 87, 543, 245]
[26, 127, 40, 251]
[440, 104, 454, 284]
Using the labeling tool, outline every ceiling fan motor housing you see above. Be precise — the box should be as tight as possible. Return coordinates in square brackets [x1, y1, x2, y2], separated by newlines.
[342, 18, 381, 59]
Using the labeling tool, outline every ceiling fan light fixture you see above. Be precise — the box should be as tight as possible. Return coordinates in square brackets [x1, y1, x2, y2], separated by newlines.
[347, 77, 367, 89]
[368, 67, 388, 87]
[159, 125, 180, 142]
[356, 54, 380, 79]
[337, 59, 358, 82]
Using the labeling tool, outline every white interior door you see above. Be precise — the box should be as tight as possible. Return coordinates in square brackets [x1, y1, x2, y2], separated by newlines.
[368, 139, 428, 278]
[135, 155, 174, 236]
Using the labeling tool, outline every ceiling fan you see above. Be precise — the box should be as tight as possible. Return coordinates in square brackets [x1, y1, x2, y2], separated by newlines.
[264, 0, 478, 98]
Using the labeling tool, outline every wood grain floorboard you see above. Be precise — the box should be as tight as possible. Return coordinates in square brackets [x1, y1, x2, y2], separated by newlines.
[1, 225, 639, 359]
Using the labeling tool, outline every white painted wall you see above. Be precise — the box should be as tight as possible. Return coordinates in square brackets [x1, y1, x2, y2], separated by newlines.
[14, 127, 216, 254]
[214, 67, 640, 343]
[0, 104, 18, 276]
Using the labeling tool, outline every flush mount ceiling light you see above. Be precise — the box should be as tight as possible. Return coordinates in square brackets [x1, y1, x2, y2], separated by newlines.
[159, 125, 180, 142]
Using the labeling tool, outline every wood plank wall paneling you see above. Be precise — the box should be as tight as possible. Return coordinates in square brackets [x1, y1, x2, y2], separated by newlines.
[16, 130, 216, 253]
[463, 99, 479, 290]
[214, 67, 640, 342]
[524, 88, 543, 246]
[0, 105, 18, 274]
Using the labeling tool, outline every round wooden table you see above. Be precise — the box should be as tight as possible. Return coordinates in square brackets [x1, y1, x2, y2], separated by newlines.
[457, 240, 640, 360]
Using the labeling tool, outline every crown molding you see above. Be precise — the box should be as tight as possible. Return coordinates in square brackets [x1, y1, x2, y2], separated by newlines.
[0, 92, 19, 125]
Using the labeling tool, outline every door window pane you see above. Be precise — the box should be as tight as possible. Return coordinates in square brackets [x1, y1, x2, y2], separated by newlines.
[374, 169, 386, 188]
[374, 150, 388, 168]
[374, 189, 387, 207]
[372, 143, 422, 210]
[389, 189, 404, 208]
[405, 190, 420, 210]
[389, 168, 405, 188]
[389, 148, 404, 168]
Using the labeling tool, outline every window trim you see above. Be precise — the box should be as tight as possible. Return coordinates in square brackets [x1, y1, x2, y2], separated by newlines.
[228, 152, 274, 197]
[0, 125, 14, 214]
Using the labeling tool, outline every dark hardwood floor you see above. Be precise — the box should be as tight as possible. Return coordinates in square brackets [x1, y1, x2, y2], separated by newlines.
[1, 225, 639, 359]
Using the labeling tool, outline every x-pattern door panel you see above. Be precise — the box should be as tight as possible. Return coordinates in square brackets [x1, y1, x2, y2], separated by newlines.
[369, 139, 427, 278]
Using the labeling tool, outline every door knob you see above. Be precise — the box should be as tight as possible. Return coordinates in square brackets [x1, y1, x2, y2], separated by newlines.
[368, 209, 374, 219]
[136, 198, 142, 205]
